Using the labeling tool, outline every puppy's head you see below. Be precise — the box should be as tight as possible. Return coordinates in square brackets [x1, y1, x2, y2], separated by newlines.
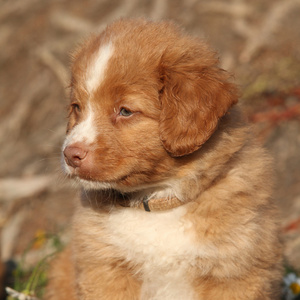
[62, 19, 238, 191]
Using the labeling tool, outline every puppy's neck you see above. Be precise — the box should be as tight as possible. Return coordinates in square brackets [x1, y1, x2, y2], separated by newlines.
[80, 188, 184, 212]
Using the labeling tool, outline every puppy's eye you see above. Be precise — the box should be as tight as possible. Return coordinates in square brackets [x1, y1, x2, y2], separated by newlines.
[71, 103, 81, 113]
[119, 107, 133, 117]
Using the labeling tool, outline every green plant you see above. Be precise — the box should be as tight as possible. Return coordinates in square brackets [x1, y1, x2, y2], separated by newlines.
[7, 233, 64, 299]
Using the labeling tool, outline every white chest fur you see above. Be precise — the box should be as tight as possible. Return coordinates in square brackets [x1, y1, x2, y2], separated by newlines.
[105, 206, 197, 300]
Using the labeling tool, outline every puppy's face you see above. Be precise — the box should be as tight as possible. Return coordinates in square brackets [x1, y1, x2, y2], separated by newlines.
[62, 19, 238, 191]
[63, 40, 174, 191]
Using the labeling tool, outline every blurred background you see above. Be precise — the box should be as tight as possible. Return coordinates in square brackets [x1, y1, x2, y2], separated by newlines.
[0, 0, 300, 298]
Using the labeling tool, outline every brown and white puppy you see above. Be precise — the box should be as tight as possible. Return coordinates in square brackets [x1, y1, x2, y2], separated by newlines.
[45, 19, 282, 300]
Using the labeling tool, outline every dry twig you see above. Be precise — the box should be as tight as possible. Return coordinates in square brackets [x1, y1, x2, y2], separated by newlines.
[50, 11, 94, 34]
[150, 0, 168, 20]
[0, 176, 52, 203]
[36, 48, 69, 94]
[0, 79, 46, 140]
[197, 0, 252, 17]
[1, 210, 27, 261]
[240, 0, 300, 63]
[0, 0, 39, 21]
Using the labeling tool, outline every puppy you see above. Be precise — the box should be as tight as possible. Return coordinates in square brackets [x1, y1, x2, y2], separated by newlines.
[45, 19, 282, 300]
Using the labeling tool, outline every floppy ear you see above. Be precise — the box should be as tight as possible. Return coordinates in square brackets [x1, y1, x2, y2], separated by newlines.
[159, 46, 238, 157]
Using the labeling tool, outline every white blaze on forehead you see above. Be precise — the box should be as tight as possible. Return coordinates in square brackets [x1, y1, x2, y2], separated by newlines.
[86, 42, 114, 94]
[62, 103, 97, 150]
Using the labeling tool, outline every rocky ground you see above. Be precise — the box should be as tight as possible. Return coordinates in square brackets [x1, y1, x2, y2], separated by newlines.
[0, 0, 300, 298]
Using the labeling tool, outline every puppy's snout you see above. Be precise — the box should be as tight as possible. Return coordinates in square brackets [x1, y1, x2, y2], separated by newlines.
[64, 144, 88, 168]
